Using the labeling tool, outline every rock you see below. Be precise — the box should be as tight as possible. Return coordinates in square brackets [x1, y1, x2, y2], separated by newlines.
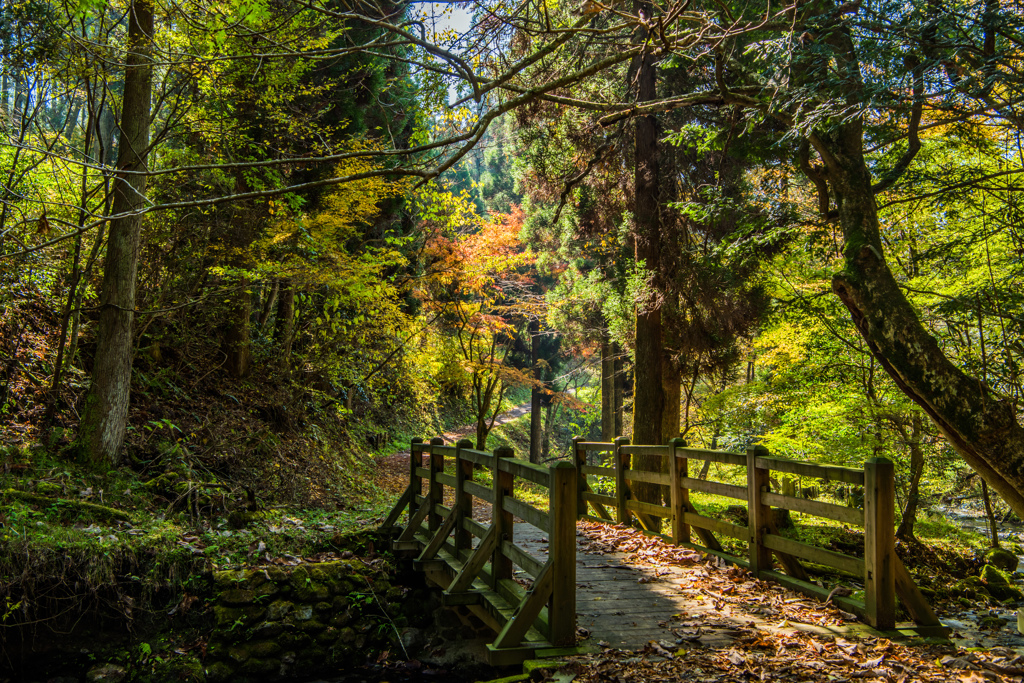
[297, 618, 327, 634]
[316, 626, 340, 644]
[399, 627, 425, 650]
[985, 547, 1019, 573]
[266, 599, 294, 621]
[213, 604, 265, 628]
[86, 664, 127, 683]
[981, 563, 1012, 587]
[248, 641, 281, 658]
[36, 481, 62, 496]
[220, 589, 256, 606]
[203, 662, 234, 683]
[291, 604, 314, 621]
[781, 478, 796, 497]
[239, 658, 278, 676]
[981, 564, 1024, 602]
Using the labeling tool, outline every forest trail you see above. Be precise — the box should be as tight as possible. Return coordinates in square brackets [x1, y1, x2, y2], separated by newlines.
[371, 402, 532, 499]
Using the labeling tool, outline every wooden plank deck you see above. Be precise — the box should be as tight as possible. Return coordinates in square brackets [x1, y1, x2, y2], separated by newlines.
[511, 522, 871, 651]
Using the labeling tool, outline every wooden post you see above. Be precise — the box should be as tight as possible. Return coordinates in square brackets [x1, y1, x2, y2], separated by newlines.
[614, 436, 631, 525]
[572, 436, 586, 517]
[669, 438, 689, 544]
[747, 445, 771, 577]
[549, 461, 577, 646]
[428, 437, 444, 533]
[409, 437, 423, 520]
[455, 438, 474, 555]
[492, 445, 515, 587]
[865, 457, 896, 630]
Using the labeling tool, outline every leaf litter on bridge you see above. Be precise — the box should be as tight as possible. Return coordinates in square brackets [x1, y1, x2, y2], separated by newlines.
[563, 521, 1022, 683]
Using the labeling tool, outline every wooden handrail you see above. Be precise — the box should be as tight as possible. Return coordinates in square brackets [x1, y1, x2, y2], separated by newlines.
[384, 437, 579, 657]
[568, 436, 943, 634]
[386, 432, 942, 646]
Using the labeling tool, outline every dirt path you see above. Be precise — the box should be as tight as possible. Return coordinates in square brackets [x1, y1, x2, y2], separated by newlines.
[371, 402, 532, 497]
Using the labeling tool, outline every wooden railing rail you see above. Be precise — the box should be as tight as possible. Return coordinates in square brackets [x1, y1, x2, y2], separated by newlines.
[571, 437, 944, 634]
[381, 437, 577, 663]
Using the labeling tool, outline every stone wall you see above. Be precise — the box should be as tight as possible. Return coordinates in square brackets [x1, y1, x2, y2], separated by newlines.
[204, 560, 402, 681]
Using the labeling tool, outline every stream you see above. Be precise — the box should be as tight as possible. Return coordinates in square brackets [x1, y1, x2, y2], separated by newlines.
[933, 501, 1024, 651]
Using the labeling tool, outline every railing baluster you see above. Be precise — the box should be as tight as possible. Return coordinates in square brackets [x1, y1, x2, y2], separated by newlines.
[428, 437, 444, 532]
[549, 461, 577, 646]
[492, 445, 515, 586]
[865, 457, 895, 630]
[455, 438, 474, 554]
[409, 437, 423, 521]
[614, 436, 631, 525]
[747, 445, 772, 577]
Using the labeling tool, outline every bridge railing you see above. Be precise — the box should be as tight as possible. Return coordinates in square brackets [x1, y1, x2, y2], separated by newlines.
[573, 437, 944, 635]
[381, 437, 578, 662]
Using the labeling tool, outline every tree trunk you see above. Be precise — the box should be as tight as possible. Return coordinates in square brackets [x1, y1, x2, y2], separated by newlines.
[76, 0, 153, 468]
[896, 413, 925, 540]
[805, 23, 1024, 521]
[529, 319, 542, 463]
[982, 480, 1000, 548]
[829, 145, 1024, 519]
[258, 279, 279, 328]
[274, 281, 296, 362]
[476, 418, 488, 451]
[602, 332, 615, 441]
[222, 283, 252, 378]
[630, 0, 665, 518]
[542, 401, 556, 460]
[614, 341, 624, 437]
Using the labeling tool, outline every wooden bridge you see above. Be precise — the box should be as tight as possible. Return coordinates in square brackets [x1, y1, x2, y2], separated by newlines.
[379, 436, 945, 665]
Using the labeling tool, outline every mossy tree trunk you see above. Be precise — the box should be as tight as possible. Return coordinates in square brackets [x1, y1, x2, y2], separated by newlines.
[810, 25, 1024, 520]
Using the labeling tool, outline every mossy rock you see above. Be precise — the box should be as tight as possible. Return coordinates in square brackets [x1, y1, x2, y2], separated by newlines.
[316, 626, 339, 644]
[239, 658, 278, 676]
[251, 622, 283, 639]
[266, 599, 295, 621]
[214, 569, 253, 590]
[248, 641, 281, 658]
[297, 618, 327, 634]
[981, 564, 1012, 587]
[203, 662, 235, 683]
[143, 472, 180, 494]
[329, 609, 352, 628]
[144, 655, 205, 683]
[36, 481, 62, 496]
[326, 578, 354, 595]
[213, 604, 266, 629]
[220, 589, 257, 606]
[315, 561, 360, 580]
[277, 632, 312, 650]
[294, 581, 329, 602]
[985, 547, 1020, 573]
[979, 615, 1010, 629]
